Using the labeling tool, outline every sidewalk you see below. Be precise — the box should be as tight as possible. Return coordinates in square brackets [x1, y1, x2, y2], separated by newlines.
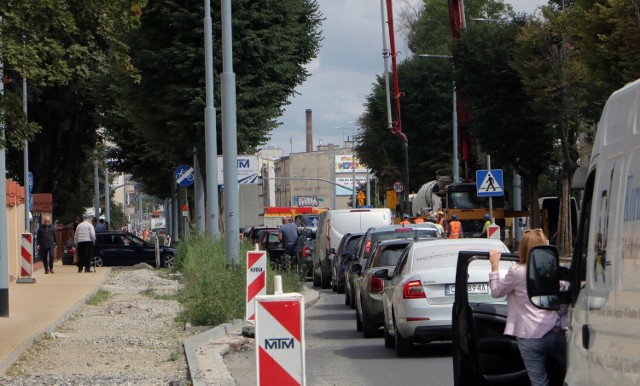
[0, 263, 110, 375]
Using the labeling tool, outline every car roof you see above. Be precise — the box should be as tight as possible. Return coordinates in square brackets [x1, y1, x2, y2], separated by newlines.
[410, 238, 509, 252]
[365, 223, 439, 233]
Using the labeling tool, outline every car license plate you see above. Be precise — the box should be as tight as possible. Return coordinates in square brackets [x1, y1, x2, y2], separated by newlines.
[445, 283, 488, 295]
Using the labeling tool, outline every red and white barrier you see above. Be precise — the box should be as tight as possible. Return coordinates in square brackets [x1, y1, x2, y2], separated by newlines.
[17, 233, 36, 283]
[246, 250, 267, 322]
[255, 292, 305, 385]
[488, 224, 501, 240]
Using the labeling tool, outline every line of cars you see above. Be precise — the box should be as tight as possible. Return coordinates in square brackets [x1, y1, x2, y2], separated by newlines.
[307, 207, 517, 358]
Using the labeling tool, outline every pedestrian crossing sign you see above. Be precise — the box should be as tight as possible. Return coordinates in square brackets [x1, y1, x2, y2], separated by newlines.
[476, 169, 504, 197]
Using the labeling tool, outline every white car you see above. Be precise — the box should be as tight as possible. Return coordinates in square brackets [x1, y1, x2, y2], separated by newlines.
[378, 238, 513, 356]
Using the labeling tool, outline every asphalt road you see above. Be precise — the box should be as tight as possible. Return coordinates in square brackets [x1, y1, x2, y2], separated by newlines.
[225, 287, 454, 386]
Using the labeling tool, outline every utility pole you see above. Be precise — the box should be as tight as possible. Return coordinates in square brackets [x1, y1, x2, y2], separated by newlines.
[221, 0, 240, 266]
[23, 77, 30, 232]
[204, 0, 220, 238]
[0, 15, 10, 316]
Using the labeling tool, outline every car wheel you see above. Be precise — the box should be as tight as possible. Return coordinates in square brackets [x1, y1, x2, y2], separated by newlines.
[355, 304, 363, 332]
[362, 309, 378, 338]
[394, 316, 412, 357]
[349, 290, 356, 310]
[332, 268, 337, 292]
[92, 255, 104, 267]
[321, 274, 331, 289]
[345, 289, 351, 306]
[313, 271, 321, 288]
[337, 282, 345, 294]
[384, 323, 395, 349]
[161, 254, 174, 269]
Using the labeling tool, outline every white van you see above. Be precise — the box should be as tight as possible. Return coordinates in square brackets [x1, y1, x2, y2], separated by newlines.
[313, 208, 392, 289]
[529, 78, 640, 384]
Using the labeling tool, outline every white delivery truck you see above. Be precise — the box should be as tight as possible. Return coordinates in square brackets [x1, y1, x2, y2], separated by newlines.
[528, 78, 640, 384]
[312, 208, 392, 289]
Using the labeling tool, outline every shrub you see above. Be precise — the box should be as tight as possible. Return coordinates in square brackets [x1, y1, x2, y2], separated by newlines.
[176, 236, 303, 326]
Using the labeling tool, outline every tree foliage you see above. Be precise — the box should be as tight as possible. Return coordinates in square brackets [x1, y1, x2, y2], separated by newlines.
[108, 0, 323, 196]
[357, 57, 454, 193]
[1, 1, 144, 222]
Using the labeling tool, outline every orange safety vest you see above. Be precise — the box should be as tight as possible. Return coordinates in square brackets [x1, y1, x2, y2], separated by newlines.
[413, 218, 424, 224]
[399, 220, 411, 225]
[449, 221, 462, 239]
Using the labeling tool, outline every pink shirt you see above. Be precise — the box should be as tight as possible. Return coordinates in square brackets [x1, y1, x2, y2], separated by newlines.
[489, 265, 559, 339]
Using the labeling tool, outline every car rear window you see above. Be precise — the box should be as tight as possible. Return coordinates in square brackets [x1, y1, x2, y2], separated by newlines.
[379, 248, 405, 267]
[374, 229, 436, 243]
[345, 235, 362, 251]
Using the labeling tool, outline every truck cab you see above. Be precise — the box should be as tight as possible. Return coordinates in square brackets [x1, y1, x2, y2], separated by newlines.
[440, 182, 505, 238]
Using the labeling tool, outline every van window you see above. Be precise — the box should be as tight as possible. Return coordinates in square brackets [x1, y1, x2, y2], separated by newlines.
[591, 157, 622, 289]
[621, 150, 640, 289]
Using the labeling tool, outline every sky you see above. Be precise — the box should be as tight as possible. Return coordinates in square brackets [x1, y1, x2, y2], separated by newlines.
[263, 0, 547, 155]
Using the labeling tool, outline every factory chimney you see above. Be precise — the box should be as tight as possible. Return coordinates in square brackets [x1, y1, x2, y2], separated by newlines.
[305, 109, 313, 152]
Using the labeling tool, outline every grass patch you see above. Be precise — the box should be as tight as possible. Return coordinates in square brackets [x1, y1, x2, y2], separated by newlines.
[140, 287, 178, 301]
[86, 289, 110, 305]
[174, 236, 303, 327]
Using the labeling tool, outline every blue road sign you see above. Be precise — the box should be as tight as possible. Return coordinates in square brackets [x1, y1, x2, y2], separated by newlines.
[476, 169, 504, 197]
[174, 165, 195, 187]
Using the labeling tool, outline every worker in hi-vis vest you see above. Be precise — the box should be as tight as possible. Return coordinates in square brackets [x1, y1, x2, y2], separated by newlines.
[448, 214, 463, 239]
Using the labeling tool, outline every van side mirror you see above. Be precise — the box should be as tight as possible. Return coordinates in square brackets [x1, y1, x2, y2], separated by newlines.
[328, 248, 336, 255]
[349, 263, 362, 275]
[526, 245, 561, 310]
[571, 166, 587, 190]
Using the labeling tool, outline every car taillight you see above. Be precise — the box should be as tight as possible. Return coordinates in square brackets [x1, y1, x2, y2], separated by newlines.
[302, 246, 311, 257]
[403, 280, 426, 299]
[364, 240, 371, 254]
[370, 275, 384, 293]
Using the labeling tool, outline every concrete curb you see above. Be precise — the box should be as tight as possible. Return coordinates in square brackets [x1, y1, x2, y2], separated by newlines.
[184, 284, 321, 385]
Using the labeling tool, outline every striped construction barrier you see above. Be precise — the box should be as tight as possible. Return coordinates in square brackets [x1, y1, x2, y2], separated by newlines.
[256, 292, 305, 385]
[17, 233, 36, 283]
[246, 250, 267, 322]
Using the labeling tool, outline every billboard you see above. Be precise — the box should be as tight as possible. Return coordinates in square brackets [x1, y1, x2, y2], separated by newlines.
[335, 155, 367, 174]
[335, 176, 368, 196]
[217, 155, 260, 184]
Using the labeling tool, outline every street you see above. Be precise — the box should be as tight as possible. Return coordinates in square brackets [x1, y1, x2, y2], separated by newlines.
[225, 286, 454, 385]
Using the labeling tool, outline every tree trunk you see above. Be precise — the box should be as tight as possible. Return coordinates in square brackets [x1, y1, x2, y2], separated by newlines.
[557, 172, 573, 256]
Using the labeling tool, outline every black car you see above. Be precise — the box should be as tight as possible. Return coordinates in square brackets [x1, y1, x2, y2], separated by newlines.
[294, 227, 316, 278]
[258, 229, 286, 268]
[246, 226, 279, 244]
[91, 232, 175, 268]
[331, 232, 364, 295]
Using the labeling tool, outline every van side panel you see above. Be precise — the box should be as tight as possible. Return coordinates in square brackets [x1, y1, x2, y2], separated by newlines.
[568, 78, 640, 385]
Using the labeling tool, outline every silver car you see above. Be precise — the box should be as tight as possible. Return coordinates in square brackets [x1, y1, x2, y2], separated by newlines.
[378, 238, 513, 356]
[351, 239, 414, 337]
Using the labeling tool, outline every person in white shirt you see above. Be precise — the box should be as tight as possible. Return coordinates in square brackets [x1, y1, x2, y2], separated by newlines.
[74, 215, 96, 273]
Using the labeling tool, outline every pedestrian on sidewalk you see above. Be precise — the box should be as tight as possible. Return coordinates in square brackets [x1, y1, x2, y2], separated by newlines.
[36, 216, 57, 274]
[74, 215, 96, 273]
[95, 218, 107, 233]
[278, 217, 298, 260]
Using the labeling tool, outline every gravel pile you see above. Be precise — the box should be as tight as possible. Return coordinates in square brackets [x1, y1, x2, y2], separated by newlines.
[0, 266, 194, 386]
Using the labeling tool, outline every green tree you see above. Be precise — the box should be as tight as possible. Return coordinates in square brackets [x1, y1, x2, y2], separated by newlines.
[357, 56, 454, 194]
[454, 15, 557, 227]
[1, 1, 144, 221]
[511, 6, 590, 253]
[109, 0, 323, 196]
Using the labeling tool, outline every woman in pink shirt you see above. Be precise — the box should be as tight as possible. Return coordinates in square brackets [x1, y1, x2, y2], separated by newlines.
[489, 229, 565, 386]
